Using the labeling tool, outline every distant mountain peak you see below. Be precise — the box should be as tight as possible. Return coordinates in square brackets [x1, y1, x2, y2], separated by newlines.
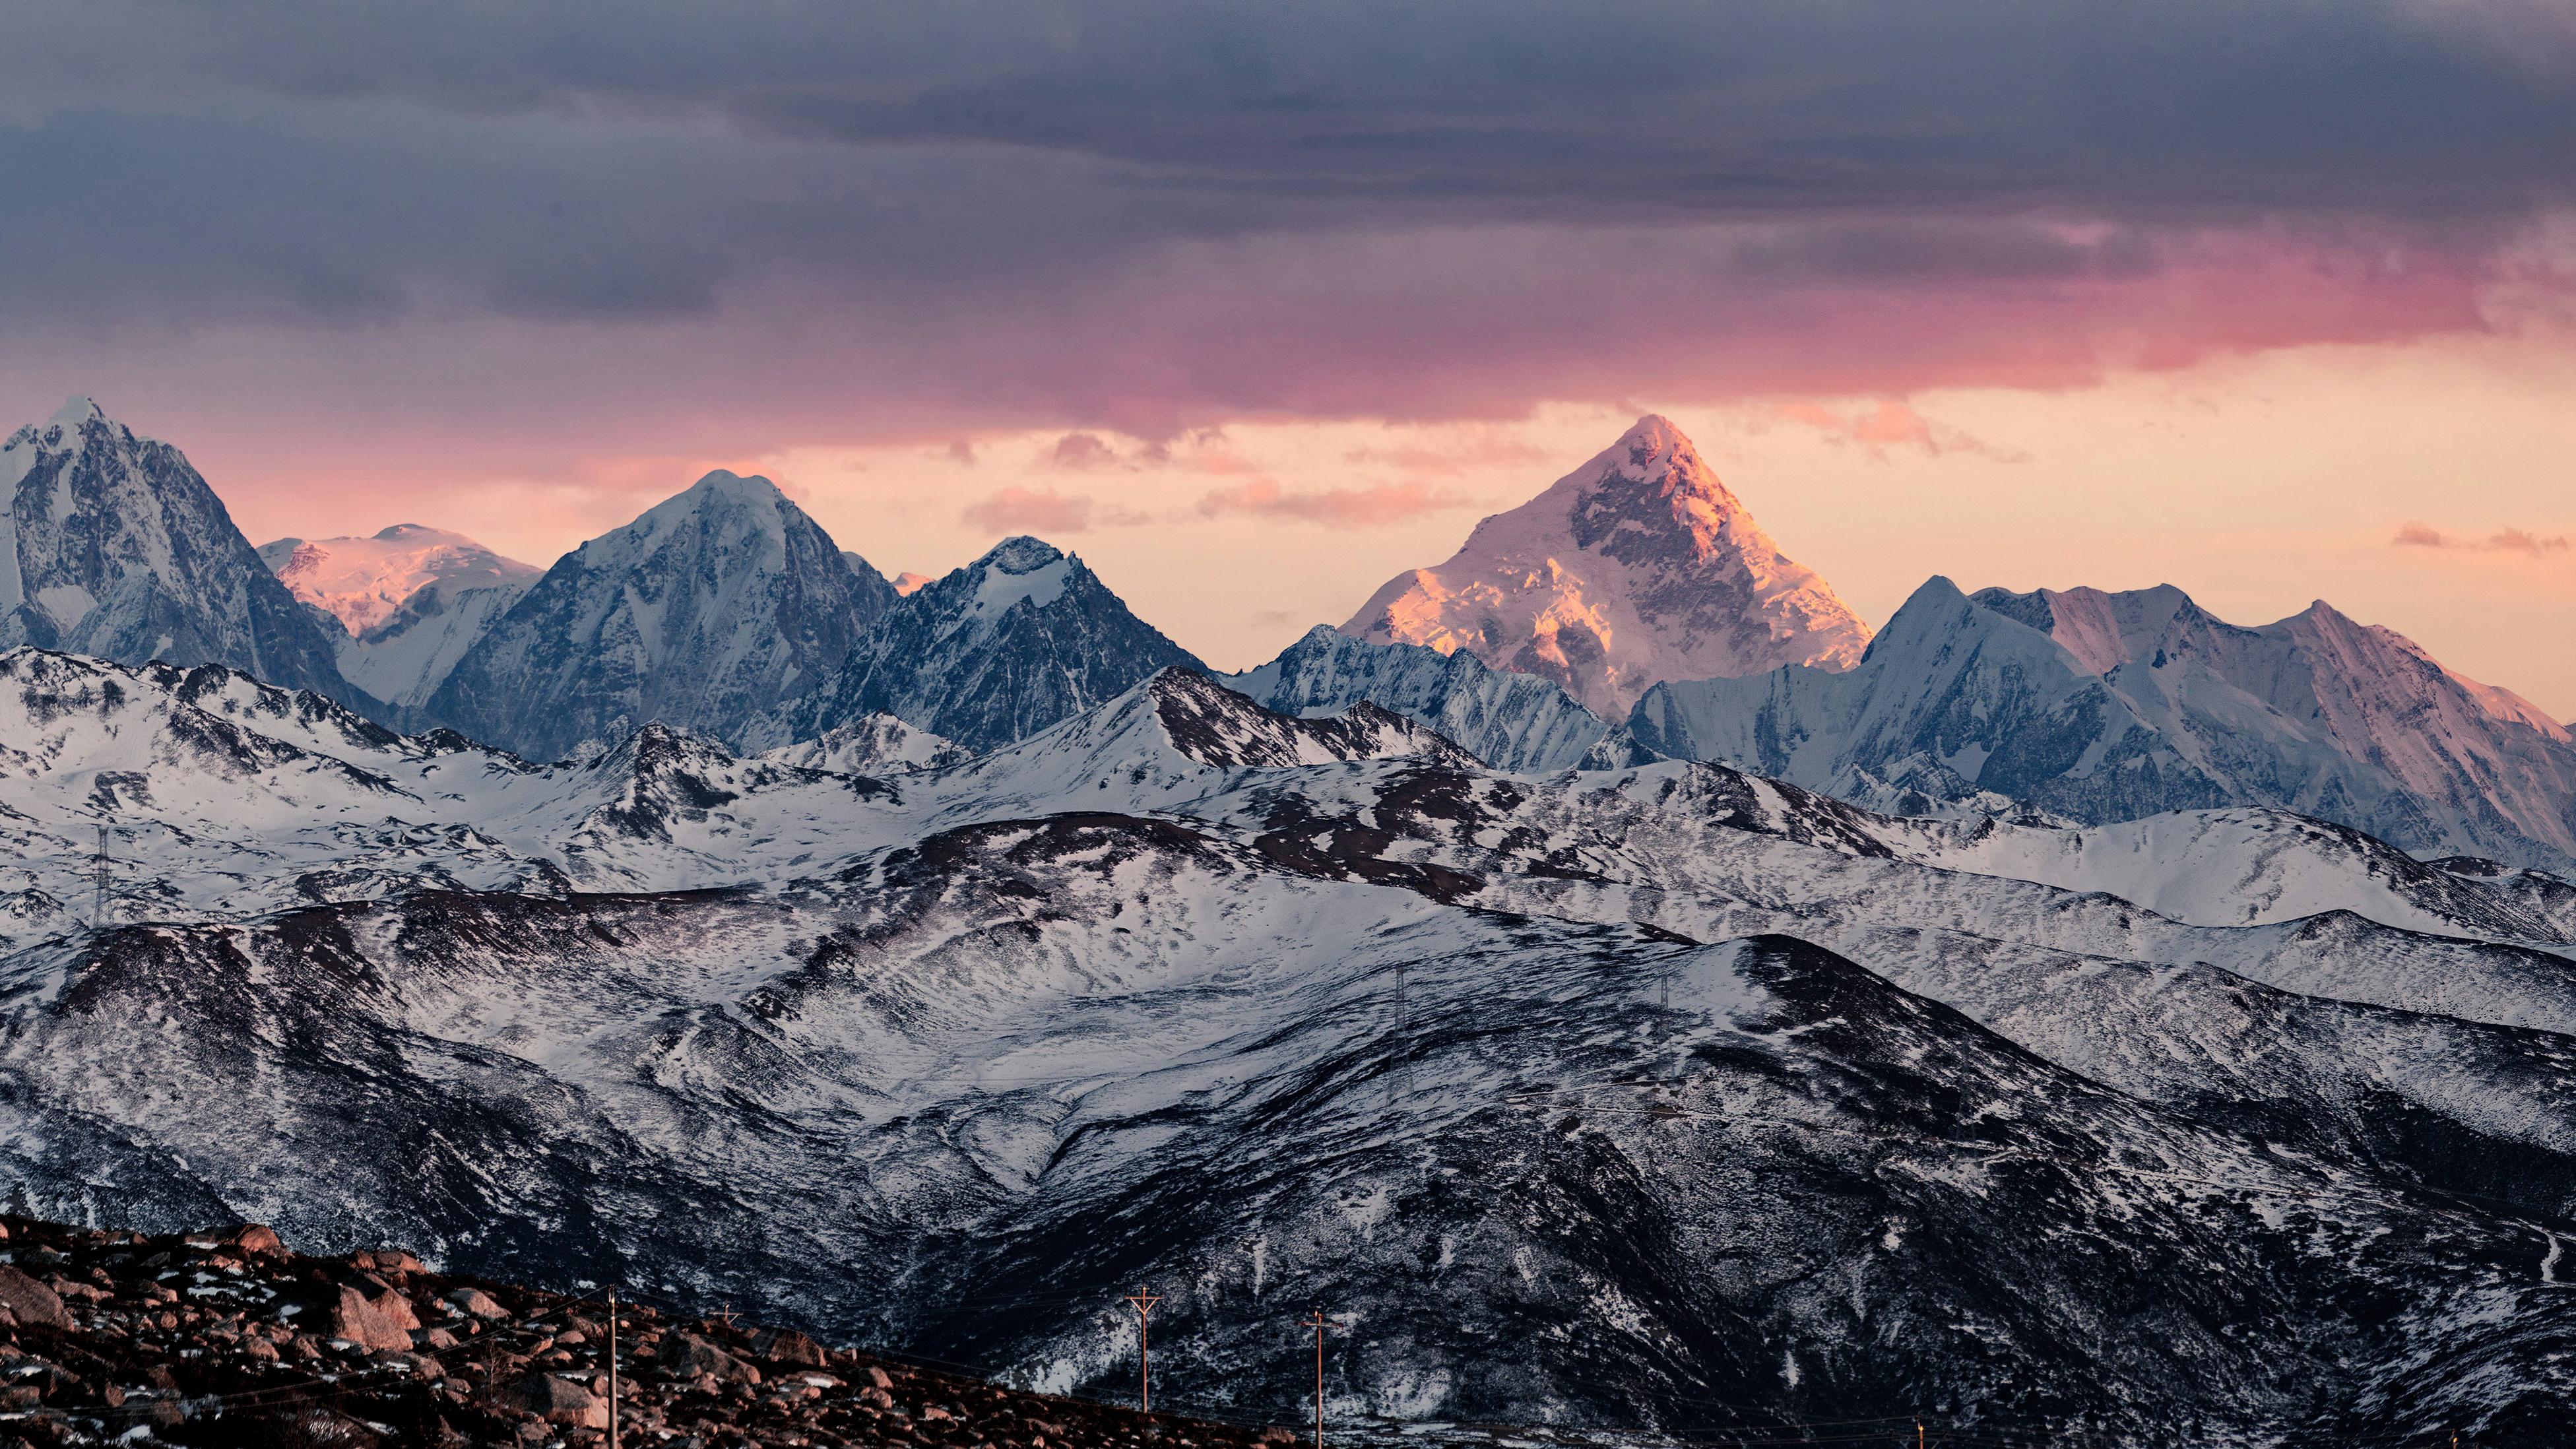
[981, 534, 1066, 571]
[0, 398, 367, 711]
[48, 395, 106, 430]
[1343, 414, 1869, 715]
[777, 538, 1201, 755]
[682, 467, 785, 501]
[428, 472, 899, 759]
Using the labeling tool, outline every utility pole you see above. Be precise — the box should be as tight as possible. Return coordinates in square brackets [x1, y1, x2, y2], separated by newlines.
[1123, 1285, 1162, 1413]
[606, 1291, 620, 1449]
[1304, 1310, 1336, 1449]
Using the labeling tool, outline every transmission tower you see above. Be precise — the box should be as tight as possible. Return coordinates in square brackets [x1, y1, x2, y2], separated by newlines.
[91, 824, 113, 928]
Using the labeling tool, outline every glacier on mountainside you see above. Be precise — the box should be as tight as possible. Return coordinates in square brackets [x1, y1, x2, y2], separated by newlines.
[260, 524, 542, 706]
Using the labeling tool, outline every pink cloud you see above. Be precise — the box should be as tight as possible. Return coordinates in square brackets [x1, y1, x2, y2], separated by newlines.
[1192, 477, 1469, 527]
[2393, 521, 2570, 553]
[1049, 433, 1121, 470]
[1773, 398, 2026, 461]
[20, 214, 2511, 563]
[959, 486, 1149, 535]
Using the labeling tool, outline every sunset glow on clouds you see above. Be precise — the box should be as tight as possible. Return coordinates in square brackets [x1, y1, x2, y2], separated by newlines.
[3, 1, 2574, 705]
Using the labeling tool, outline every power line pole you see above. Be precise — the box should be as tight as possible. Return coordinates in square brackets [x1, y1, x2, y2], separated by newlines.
[606, 1290, 620, 1449]
[1123, 1285, 1162, 1414]
[1304, 1310, 1336, 1449]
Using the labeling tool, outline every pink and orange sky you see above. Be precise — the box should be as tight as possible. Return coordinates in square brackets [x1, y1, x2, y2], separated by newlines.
[5, 2, 2573, 711]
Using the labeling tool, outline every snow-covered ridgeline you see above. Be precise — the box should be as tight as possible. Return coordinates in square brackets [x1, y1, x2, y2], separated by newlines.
[7, 645, 2576, 1436]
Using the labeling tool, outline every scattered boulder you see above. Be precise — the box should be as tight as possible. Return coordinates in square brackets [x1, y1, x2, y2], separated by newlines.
[660, 1332, 760, 1385]
[508, 1371, 611, 1429]
[447, 1287, 508, 1321]
[0, 1264, 73, 1330]
[328, 1281, 422, 1353]
[219, 1224, 286, 1258]
[752, 1326, 827, 1367]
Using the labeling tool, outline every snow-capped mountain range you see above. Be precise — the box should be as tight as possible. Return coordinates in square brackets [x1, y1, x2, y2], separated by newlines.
[1630, 576, 2576, 871]
[5, 646, 2576, 1440]
[15, 396, 2563, 878]
[1341, 414, 1873, 717]
[12, 395, 2576, 1437]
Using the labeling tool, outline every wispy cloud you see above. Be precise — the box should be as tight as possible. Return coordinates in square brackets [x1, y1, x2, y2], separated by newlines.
[1772, 399, 2027, 461]
[2394, 521, 2571, 554]
[960, 486, 1149, 535]
[1192, 477, 1469, 527]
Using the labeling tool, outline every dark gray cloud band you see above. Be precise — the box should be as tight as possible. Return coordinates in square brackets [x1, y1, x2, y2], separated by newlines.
[0, 0, 2567, 438]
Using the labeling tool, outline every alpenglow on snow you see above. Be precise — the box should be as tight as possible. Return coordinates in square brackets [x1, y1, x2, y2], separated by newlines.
[1342, 414, 1871, 717]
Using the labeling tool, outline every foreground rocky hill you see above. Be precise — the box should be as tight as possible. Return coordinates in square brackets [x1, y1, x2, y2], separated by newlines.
[0, 1214, 1289, 1449]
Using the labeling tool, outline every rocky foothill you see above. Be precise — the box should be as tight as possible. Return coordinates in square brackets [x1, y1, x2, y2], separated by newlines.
[0, 1216, 1287, 1449]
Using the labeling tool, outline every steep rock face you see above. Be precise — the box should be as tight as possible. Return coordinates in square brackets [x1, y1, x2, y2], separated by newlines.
[1226, 625, 1640, 773]
[1342, 416, 1869, 716]
[1632, 578, 2576, 869]
[0, 399, 363, 707]
[428, 471, 898, 760]
[261, 524, 542, 706]
[780, 536, 1202, 754]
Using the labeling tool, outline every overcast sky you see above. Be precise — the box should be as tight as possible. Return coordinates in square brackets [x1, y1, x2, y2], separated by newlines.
[5, 1, 2574, 706]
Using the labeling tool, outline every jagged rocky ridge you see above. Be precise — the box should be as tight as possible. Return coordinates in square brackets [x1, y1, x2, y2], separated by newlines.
[5, 647, 2576, 1440]
[1224, 626, 1654, 773]
[0, 401, 369, 713]
[1629, 577, 2576, 872]
[774, 536, 1204, 755]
